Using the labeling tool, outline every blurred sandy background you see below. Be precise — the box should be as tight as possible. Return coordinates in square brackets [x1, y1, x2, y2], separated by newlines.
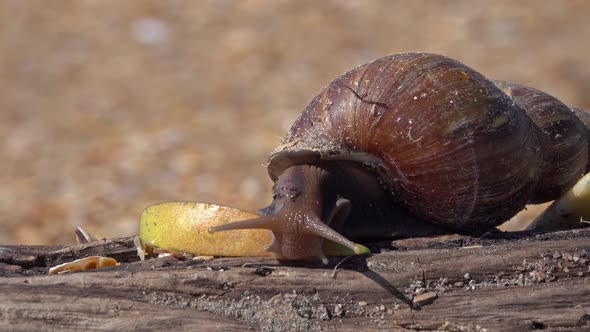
[1, 0, 589, 245]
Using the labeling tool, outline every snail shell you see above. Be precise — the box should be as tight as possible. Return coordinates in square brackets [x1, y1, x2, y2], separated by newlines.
[210, 53, 590, 262]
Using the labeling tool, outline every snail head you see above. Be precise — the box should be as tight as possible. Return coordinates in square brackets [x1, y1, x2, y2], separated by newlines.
[208, 165, 361, 264]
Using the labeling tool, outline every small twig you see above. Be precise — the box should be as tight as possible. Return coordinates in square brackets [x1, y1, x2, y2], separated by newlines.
[331, 255, 353, 279]
[74, 226, 98, 244]
[344, 85, 390, 109]
[241, 263, 277, 269]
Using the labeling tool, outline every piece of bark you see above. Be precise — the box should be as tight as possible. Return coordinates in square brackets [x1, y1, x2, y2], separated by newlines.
[0, 237, 138, 270]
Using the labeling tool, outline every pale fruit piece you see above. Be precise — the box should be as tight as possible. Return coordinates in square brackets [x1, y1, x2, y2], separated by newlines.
[139, 201, 370, 258]
[527, 172, 590, 231]
[48, 256, 119, 274]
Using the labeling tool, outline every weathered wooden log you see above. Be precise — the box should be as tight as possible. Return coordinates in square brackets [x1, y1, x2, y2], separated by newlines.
[1, 229, 589, 331]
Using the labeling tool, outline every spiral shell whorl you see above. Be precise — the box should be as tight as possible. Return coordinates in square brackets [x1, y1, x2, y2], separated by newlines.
[494, 81, 589, 203]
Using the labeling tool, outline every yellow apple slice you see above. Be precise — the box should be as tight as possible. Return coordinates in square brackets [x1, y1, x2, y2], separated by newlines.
[139, 201, 370, 258]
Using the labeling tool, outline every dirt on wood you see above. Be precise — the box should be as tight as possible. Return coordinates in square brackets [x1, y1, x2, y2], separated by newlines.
[1, 229, 589, 331]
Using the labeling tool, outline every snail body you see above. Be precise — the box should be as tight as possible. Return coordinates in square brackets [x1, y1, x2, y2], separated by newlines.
[209, 53, 590, 263]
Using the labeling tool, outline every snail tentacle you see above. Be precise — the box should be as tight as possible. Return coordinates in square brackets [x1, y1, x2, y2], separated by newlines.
[208, 214, 281, 234]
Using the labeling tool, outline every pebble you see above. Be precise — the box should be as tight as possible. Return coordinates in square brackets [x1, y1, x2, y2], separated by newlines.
[454, 281, 465, 287]
[573, 254, 580, 263]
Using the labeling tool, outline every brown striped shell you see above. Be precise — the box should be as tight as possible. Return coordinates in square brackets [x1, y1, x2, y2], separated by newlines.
[267, 53, 588, 231]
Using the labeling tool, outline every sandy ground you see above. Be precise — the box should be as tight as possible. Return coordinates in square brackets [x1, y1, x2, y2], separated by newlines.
[1, 0, 589, 245]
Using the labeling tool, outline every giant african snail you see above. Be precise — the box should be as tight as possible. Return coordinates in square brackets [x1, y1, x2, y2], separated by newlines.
[209, 53, 590, 263]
